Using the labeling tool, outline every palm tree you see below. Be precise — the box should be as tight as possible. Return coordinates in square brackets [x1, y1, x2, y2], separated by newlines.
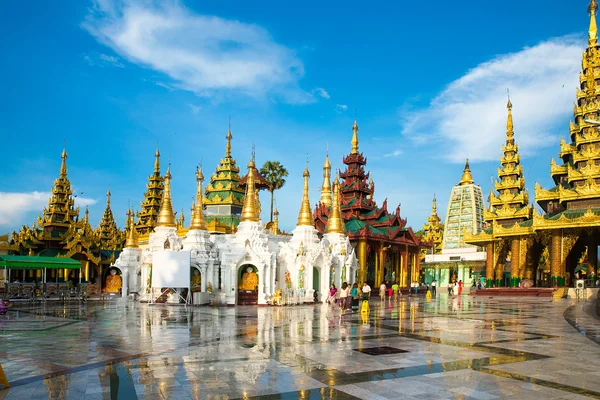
[259, 161, 289, 222]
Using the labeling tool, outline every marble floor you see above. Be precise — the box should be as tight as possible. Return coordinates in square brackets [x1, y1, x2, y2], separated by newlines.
[0, 295, 599, 399]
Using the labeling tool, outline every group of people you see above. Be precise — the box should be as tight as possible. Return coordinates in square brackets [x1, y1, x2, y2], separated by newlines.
[447, 280, 464, 295]
[327, 282, 373, 312]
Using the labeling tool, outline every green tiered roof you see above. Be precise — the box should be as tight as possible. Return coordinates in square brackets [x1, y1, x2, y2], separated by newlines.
[95, 188, 124, 251]
[134, 149, 165, 237]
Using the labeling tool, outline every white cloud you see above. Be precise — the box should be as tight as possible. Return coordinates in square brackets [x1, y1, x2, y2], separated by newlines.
[384, 149, 402, 158]
[401, 36, 583, 162]
[83, 52, 125, 68]
[313, 87, 330, 99]
[336, 104, 348, 112]
[83, 0, 311, 103]
[188, 104, 201, 114]
[0, 192, 96, 227]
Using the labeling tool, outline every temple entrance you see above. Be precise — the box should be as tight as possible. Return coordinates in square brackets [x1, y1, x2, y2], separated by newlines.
[313, 267, 319, 292]
[103, 266, 122, 294]
[237, 264, 258, 305]
[565, 232, 599, 287]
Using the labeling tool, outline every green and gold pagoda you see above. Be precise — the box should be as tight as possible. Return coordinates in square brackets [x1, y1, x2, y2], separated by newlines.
[204, 125, 246, 233]
[466, 1, 600, 288]
[95, 188, 124, 251]
[420, 195, 444, 259]
[134, 148, 165, 240]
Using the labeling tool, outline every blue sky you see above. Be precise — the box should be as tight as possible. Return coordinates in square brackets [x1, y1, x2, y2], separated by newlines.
[0, 0, 591, 233]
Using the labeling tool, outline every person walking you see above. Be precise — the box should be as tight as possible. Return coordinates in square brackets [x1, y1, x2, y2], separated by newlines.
[340, 282, 349, 310]
[392, 281, 399, 301]
[379, 282, 386, 301]
[458, 280, 463, 295]
[448, 283, 453, 295]
[431, 279, 437, 295]
[351, 283, 359, 311]
[327, 284, 337, 307]
[386, 282, 393, 301]
[361, 282, 371, 310]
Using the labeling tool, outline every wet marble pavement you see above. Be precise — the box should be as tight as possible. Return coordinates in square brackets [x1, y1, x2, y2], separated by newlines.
[0, 295, 598, 399]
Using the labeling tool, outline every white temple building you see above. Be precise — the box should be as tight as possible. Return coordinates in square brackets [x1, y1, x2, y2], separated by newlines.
[114, 149, 358, 306]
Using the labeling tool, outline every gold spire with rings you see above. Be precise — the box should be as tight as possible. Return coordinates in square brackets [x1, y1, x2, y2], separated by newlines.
[272, 205, 280, 234]
[431, 194, 437, 215]
[459, 158, 474, 186]
[154, 147, 161, 174]
[506, 91, 514, 138]
[106, 186, 111, 206]
[325, 176, 346, 234]
[320, 146, 333, 207]
[190, 163, 207, 230]
[297, 157, 314, 226]
[60, 147, 68, 178]
[225, 117, 233, 159]
[241, 150, 260, 222]
[125, 209, 139, 248]
[351, 111, 359, 154]
[589, 0, 598, 45]
[156, 163, 177, 227]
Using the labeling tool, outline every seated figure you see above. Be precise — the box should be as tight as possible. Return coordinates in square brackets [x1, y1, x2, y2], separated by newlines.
[191, 269, 202, 292]
[104, 269, 122, 293]
[239, 267, 258, 291]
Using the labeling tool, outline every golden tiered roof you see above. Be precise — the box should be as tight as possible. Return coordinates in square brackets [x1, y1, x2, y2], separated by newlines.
[95, 187, 124, 251]
[485, 98, 532, 224]
[535, 0, 600, 212]
[134, 149, 165, 238]
[124, 208, 139, 248]
[421, 195, 444, 254]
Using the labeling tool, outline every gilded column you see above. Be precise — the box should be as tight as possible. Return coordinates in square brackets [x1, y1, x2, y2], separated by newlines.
[550, 230, 562, 287]
[485, 243, 494, 288]
[84, 260, 90, 282]
[589, 238, 598, 278]
[510, 237, 520, 287]
[357, 239, 368, 284]
[414, 252, 421, 283]
[376, 244, 385, 286]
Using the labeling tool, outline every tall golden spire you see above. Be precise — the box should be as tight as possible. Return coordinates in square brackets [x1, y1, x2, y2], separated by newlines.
[431, 194, 437, 215]
[350, 115, 359, 154]
[156, 164, 177, 227]
[506, 95, 514, 138]
[320, 148, 333, 206]
[60, 147, 68, 178]
[154, 148, 160, 175]
[125, 210, 139, 248]
[241, 156, 260, 222]
[297, 162, 313, 226]
[325, 177, 346, 234]
[189, 164, 207, 230]
[106, 187, 111, 207]
[459, 159, 474, 185]
[271, 206, 280, 234]
[225, 119, 233, 159]
[590, 0, 598, 45]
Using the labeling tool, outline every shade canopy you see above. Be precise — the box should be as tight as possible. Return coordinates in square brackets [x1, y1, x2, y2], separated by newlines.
[0, 255, 81, 270]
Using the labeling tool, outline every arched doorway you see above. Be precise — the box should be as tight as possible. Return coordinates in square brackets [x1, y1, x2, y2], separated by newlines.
[103, 266, 123, 294]
[313, 267, 319, 296]
[237, 264, 258, 305]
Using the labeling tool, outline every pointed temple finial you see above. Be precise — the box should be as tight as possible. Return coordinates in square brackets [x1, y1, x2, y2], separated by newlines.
[297, 160, 313, 226]
[590, 0, 598, 45]
[156, 163, 177, 227]
[271, 203, 280, 234]
[459, 158, 474, 185]
[60, 146, 68, 178]
[506, 91, 514, 137]
[125, 210, 139, 248]
[190, 163, 207, 230]
[241, 156, 260, 222]
[320, 147, 333, 207]
[154, 147, 161, 175]
[351, 112, 359, 154]
[225, 118, 233, 159]
[431, 194, 437, 215]
[106, 186, 111, 206]
[325, 177, 346, 234]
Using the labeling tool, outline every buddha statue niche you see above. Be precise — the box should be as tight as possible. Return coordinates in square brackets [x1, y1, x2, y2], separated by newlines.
[191, 269, 202, 292]
[239, 267, 258, 291]
[104, 269, 122, 293]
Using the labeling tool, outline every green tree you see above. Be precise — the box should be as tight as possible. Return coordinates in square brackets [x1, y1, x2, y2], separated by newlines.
[259, 161, 289, 222]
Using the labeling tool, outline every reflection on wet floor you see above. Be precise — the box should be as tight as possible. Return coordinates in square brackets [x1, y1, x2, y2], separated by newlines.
[0, 296, 599, 399]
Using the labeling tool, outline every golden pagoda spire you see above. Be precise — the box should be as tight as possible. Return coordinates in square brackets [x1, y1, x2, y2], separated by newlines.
[189, 164, 207, 230]
[106, 186, 111, 207]
[325, 176, 346, 234]
[506, 93, 514, 138]
[589, 0, 598, 46]
[431, 194, 437, 215]
[459, 159, 474, 185]
[60, 147, 68, 178]
[320, 147, 333, 206]
[297, 160, 313, 227]
[125, 210, 139, 248]
[241, 155, 259, 222]
[156, 164, 177, 227]
[154, 148, 160, 175]
[225, 118, 233, 159]
[351, 112, 359, 154]
[271, 206, 279, 234]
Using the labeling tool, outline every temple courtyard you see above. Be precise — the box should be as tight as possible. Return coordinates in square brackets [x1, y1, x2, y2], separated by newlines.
[0, 295, 599, 399]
